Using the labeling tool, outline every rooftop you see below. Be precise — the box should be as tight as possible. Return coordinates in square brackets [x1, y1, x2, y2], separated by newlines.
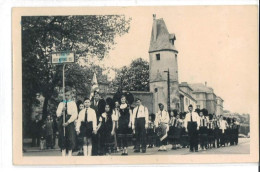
[179, 89, 197, 102]
[216, 96, 224, 101]
[149, 15, 178, 53]
[179, 82, 193, 91]
[189, 83, 214, 94]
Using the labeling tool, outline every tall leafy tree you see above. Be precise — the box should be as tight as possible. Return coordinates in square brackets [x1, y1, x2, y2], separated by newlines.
[112, 58, 149, 92]
[22, 15, 131, 135]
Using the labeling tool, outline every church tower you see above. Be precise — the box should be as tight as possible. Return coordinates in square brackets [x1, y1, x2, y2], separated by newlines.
[149, 14, 180, 112]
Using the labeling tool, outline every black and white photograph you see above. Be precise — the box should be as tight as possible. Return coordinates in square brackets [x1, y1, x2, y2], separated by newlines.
[12, 6, 258, 164]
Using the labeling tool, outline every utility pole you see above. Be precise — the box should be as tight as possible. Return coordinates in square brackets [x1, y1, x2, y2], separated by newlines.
[164, 68, 170, 112]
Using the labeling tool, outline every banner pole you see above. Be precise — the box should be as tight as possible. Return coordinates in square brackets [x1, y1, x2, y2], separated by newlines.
[63, 64, 66, 137]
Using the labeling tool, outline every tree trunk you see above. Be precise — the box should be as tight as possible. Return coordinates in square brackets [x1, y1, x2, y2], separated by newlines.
[42, 96, 49, 120]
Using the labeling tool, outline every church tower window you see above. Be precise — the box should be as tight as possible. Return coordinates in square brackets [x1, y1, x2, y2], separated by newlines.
[156, 53, 160, 60]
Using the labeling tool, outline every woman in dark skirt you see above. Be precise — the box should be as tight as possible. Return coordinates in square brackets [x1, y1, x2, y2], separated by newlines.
[199, 111, 208, 151]
[174, 113, 183, 149]
[180, 112, 189, 148]
[147, 114, 155, 148]
[213, 114, 220, 148]
[117, 95, 133, 155]
[76, 102, 85, 155]
[97, 104, 116, 155]
[112, 101, 120, 152]
[207, 114, 214, 149]
[231, 118, 239, 145]
[225, 117, 232, 146]
[229, 118, 235, 146]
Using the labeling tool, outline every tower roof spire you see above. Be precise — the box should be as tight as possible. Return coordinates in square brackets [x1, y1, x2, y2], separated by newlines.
[153, 14, 156, 20]
[149, 16, 178, 53]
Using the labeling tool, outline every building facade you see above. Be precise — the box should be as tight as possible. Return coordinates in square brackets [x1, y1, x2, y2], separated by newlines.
[189, 83, 218, 114]
[216, 96, 224, 116]
[149, 14, 180, 113]
[179, 82, 197, 112]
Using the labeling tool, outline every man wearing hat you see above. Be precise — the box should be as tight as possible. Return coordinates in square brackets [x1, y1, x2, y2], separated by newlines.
[184, 104, 200, 152]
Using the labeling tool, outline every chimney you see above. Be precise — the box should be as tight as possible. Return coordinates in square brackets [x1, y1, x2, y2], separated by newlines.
[153, 14, 157, 41]
[205, 81, 207, 87]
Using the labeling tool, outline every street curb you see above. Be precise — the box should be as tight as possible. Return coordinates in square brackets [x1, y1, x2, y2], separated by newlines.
[23, 148, 60, 153]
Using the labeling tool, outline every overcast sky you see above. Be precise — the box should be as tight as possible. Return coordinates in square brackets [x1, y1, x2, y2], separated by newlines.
[102, 6, 258, 114]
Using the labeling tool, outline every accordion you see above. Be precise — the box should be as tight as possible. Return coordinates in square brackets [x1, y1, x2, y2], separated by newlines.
[156, 123, 168, 140]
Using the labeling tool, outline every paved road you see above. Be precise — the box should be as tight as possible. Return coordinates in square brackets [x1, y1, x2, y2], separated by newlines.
[23, 138, 250, 156]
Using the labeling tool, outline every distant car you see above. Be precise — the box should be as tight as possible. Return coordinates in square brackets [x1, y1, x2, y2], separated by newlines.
[238, 134, 247, 138]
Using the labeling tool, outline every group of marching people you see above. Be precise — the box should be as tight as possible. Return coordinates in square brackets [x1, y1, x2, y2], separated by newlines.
[56, 88, 240, 156]
[166, 105, 240, 152]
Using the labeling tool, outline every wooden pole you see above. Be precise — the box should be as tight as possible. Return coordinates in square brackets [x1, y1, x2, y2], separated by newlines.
[167, 68, 171, 112]
[63, 64, 66, 137]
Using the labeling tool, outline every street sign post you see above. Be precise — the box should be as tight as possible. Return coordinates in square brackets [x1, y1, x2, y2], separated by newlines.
[51, 51, 75, 137]
[51, 52, 75, 64]
[164, 69, 170, 112]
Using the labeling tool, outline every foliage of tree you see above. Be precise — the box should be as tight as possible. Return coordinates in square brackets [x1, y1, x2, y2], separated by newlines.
[22, 15, 131, 136]
[111, 58, 149, 92]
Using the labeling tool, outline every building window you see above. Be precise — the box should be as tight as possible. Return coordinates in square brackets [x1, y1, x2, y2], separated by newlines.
[156, 54, 160, 60]
[185, 98, 188, 105]
[197, 105, 200, 109]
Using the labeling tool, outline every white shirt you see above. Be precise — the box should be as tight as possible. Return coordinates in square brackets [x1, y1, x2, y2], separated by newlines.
[184, 111, 200, 129]
[93, 100, 99, 106]
[76, 107, 97, 132]
[219, 119, 228, 133]
[169, 117, 183, 127]
[112, 108, 120, 121]
[132, 105, 149, 124]
[155, 110, 169, 127]
[56, 101, 78, 124]
[200, 116, 208, 127]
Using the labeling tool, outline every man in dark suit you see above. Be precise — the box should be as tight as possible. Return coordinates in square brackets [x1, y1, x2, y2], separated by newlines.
[90, 91, 106, 155]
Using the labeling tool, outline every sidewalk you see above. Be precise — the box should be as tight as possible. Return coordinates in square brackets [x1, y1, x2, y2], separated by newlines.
[23, 138, 60, 153]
